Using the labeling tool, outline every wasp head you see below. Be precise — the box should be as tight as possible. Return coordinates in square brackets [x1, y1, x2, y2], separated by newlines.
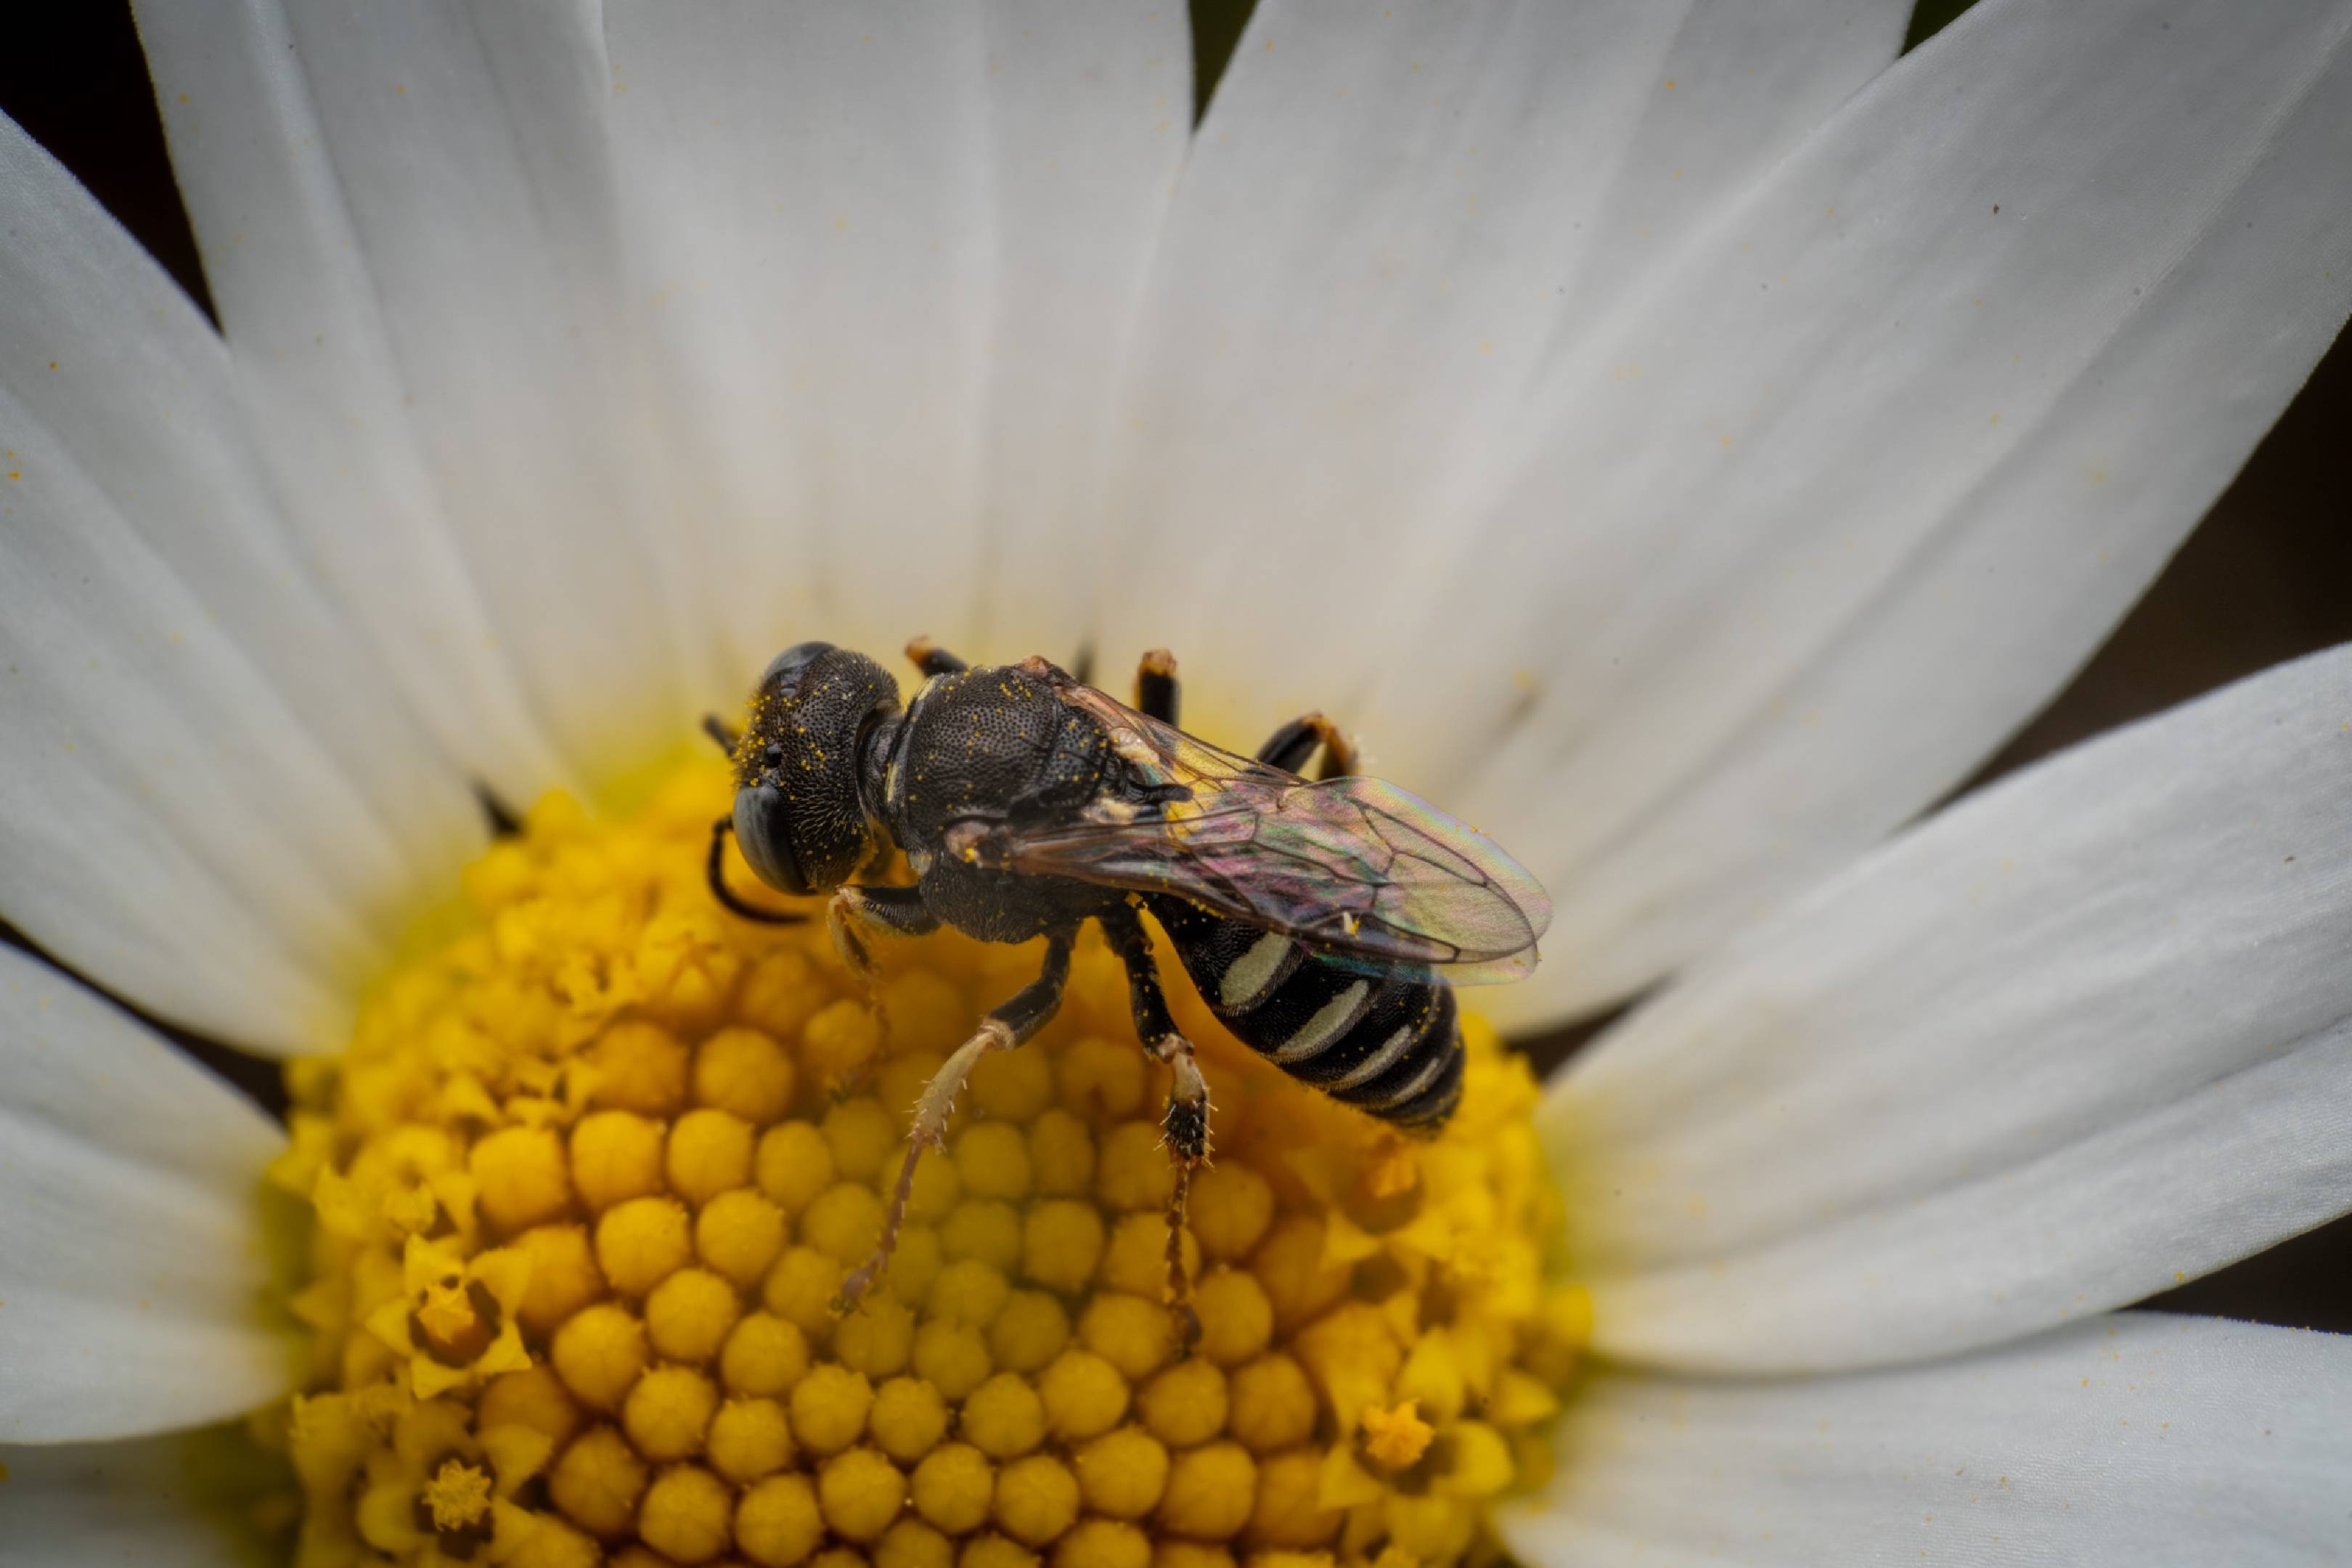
[731, 642, 899, 895]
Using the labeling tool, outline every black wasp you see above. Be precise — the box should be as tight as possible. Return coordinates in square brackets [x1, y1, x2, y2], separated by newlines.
[703, 639, 1551, 1334]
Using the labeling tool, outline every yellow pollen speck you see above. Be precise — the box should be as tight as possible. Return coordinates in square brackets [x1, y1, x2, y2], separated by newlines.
[265, 759, 1575, 1566]
[1360, 1401, 1437, 1469]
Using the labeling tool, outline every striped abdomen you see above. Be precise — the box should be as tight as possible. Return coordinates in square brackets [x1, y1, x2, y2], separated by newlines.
[1147, 895, 1463, 1131]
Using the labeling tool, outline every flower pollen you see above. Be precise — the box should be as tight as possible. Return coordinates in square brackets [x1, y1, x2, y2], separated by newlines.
[1357, 1402, 1435, 1471]
[265, 761, 1584, 1566]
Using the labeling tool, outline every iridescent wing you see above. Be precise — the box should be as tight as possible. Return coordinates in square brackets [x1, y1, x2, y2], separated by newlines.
[960, 677, 1552, 983]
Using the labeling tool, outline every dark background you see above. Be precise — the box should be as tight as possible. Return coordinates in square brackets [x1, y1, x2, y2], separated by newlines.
[6, 3, 2347, 1332]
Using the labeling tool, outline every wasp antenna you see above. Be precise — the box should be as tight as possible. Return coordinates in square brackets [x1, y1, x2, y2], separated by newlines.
[476, 783, 523, 838]
[706, 817, 810, 926]
[702, 713, 740, 754]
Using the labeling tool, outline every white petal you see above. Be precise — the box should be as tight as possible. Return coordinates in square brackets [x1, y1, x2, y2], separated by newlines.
[0, 115, 482, 1051]
[134, 0, 698, 793]
[0, 1427, 275, 1568]
[0, 950, 295, 1443]
[1421, 0, 2352, 1026]
[1548, 645, 2352, 1374]
[1502, 1315, 2352, 1568]
[1091, 0, 1910, 742]
[602, 2, 1191, 674]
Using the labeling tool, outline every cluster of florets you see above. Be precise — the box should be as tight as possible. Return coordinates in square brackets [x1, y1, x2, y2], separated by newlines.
[262, 767, 1585, 1568]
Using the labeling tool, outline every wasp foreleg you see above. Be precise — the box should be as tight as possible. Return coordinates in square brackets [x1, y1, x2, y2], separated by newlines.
[836, 926, 1077, 1315]
[824, 886, 940, 1075]
[1254, 711, 1357, 780]
[1098, 902, 1208, 1352]
[830, 883, 941, 944]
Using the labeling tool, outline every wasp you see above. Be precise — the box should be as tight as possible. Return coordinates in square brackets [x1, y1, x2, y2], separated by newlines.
[704, 639, 1551, 1336]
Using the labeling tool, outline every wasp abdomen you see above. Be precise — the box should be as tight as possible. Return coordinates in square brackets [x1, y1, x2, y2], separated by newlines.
[1148, 896, 1463, 1131]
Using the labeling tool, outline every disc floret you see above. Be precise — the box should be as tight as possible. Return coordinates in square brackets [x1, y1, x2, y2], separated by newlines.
[263, 764, 1585, 1567]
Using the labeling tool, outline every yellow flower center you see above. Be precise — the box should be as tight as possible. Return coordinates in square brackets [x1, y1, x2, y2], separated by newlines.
[261, 761, 1587, 1567]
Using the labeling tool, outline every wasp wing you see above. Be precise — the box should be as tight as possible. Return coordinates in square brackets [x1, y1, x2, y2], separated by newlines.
[985, 682, 1551, 982]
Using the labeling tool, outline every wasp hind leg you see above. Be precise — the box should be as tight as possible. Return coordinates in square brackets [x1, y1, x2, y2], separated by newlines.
[1255, 711, 1356, 780]
[904, 636, 968, 678]
[836, 926, 1077, 1315]
[1098, 902, 1208, 1352]
[1134, 648, 1180, 724]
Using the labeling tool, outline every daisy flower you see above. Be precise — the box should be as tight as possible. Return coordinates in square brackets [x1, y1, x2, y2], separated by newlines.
[5, 2, 2351, 1565]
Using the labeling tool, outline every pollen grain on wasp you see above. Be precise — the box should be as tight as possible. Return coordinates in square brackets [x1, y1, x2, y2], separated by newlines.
[259, 761, 1585, 1566]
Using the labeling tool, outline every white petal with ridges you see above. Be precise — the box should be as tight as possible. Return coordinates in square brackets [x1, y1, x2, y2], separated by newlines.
[0, 950, 295, 1443]
[134, 0, 695, 793]
[1500, 1315, 2352, 1567]
[603, 1, 1191, 675]
[0, 115, 481, 1051]
[1418, 0, 2352, 1026]
[1548, 645, 2352, 1373]
[0, 1426, 277, 1567]
[1091, 0, 1910, 738]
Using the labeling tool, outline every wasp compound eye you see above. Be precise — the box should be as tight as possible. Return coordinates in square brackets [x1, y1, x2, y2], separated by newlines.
[731, 781, 809, 894]
[731, 643, 902, 896]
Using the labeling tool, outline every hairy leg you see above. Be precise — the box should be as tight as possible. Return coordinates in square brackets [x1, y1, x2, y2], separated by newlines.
[1098, 902, 1209, 1350]
[823, 884, 940, 1070]
[835, 926, 1078, 1313]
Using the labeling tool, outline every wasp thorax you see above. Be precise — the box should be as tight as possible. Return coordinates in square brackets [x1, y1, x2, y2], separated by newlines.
[732, 642, 901, 896]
